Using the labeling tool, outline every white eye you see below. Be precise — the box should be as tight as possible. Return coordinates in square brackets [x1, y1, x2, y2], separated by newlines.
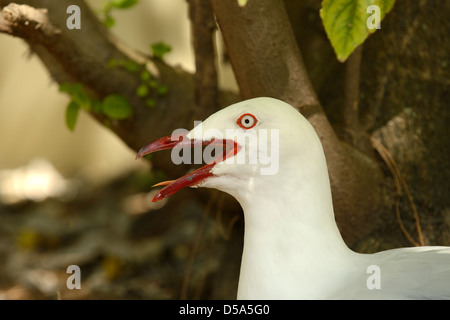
[237, 113, 257, 129]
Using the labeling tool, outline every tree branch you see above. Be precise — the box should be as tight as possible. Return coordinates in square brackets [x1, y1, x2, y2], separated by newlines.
[188, 0, 218, 112]
[343, 45, 371, 153]
[0, 0, 237, 178]
[0, 3, 60, 38]
[211, 0, 386, 244]
[344, 45, 362, 131]
[212, 0, 320, 116]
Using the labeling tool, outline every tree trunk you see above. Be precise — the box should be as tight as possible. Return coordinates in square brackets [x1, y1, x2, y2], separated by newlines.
[211, 0, 387, 244]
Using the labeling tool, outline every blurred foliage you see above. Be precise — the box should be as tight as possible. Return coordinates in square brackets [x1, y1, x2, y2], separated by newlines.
[107, 58, 169, 109]
[102, 255, 125, 280]
[101, 94, 132, 120]
[102, 0, 140, 28]
[59, 82, 136, 130]
[65, 101, 80, 132]
[150, 42, 172, 60]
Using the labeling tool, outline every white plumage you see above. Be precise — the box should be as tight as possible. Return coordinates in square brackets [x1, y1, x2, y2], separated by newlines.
[138, 97, 450, 299]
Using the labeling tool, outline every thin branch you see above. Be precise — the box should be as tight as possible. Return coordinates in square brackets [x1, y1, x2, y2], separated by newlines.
[188, 0, 218, 113]
[344, 45, 363, 132]
[370, 136, 425, 246]
[211, 0, 320, 113]
[343, 45, 373, 153]
[362, 62, 394, 131]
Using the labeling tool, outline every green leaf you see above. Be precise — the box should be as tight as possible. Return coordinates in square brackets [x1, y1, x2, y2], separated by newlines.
[145, 98, 156, 109]
[103, 14, 115, 28]
[237, 0, 249, 7]
[136, 84, 149, 97]
[157, 85, 169, 96]
[320, 0, 395, 62]
[107, 58, 139, 73]
[107, 58, 117, 68]
[66, 101, 80, 131]
[110, 0, 139, 9]
[102, 0, 139, 28]
[140, 69, 151, 82]
[101, 94, 132, 120]
[150, 42, 172, 60]
[149, 80, 158, 89]
[122, 60, 139, 73]
[59, 83, 92, 111]
[379, 0, 395, 16]
[92, 100, 103, 113]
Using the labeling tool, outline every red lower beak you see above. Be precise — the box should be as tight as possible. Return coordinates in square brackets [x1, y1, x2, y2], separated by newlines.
[136, 132, 240, 202]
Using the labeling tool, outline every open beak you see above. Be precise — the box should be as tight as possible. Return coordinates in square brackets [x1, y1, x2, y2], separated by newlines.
[136, 132, 240, 202]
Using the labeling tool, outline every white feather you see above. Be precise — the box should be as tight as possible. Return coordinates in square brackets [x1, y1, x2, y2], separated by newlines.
[189, 97, 450, 299]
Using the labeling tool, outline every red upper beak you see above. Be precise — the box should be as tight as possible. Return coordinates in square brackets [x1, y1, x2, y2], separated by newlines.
[136, 132, 240, 202]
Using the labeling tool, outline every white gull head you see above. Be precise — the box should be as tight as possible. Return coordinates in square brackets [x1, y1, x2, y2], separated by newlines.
[137, 97, 450, 299]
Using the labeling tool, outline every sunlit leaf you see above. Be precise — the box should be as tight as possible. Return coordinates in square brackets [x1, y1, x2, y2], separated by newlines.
[320, 0, 396, 62]
[238, 0, 249, 7]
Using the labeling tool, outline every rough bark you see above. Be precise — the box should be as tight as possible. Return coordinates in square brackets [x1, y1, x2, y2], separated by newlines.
[188, 0, 218, 111]
[284, 0, 450, 249]
[211, 0, 387, 243]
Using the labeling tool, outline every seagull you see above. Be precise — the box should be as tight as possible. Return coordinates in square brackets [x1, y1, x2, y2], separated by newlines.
[136, 97, 450, 299]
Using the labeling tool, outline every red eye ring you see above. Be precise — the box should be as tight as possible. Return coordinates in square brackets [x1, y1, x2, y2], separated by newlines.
[237, 113, 257, 129]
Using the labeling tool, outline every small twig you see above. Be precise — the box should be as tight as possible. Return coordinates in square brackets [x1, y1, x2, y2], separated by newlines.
[344, 45, 363, 131]
[370, 136, 425, 246]
[343, 45, 375, 154]
[362, 62, 394, 131]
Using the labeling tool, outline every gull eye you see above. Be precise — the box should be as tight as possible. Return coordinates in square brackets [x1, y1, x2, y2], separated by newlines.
[237, 113, 257, 129]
